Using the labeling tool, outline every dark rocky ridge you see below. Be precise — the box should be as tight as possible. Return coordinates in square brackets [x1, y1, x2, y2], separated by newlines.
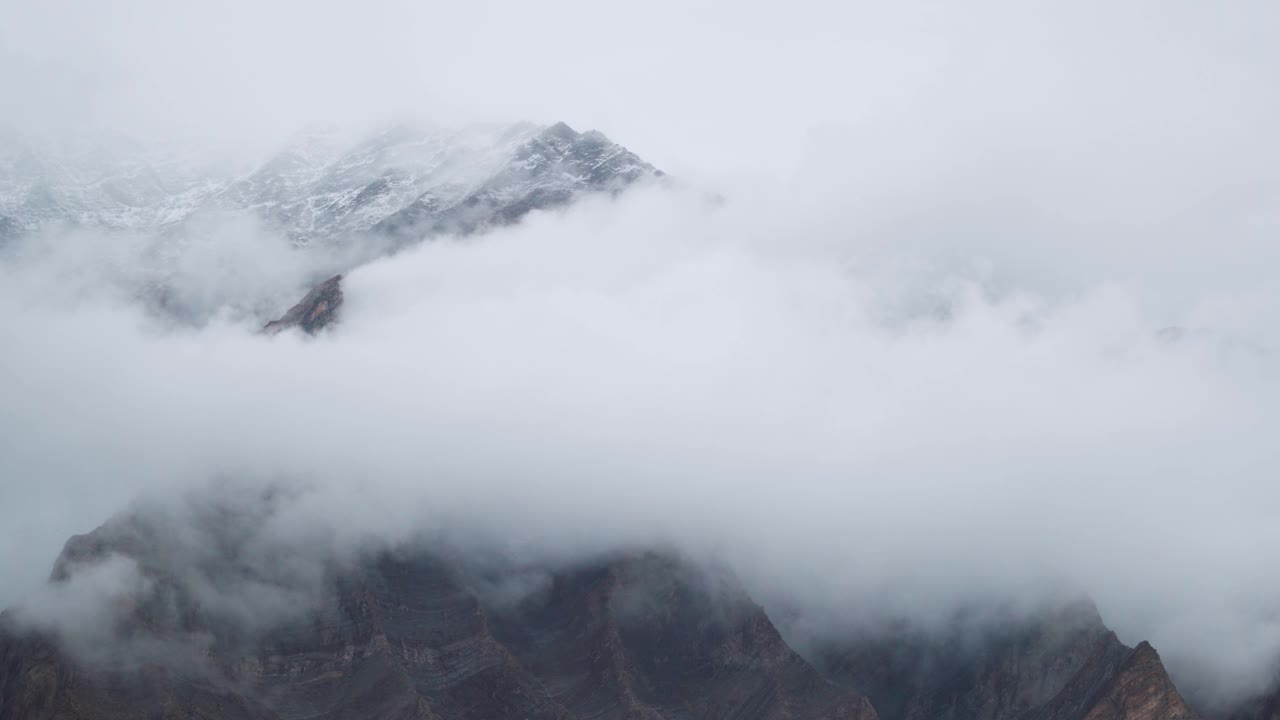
[0, 507, 1214, 720]
[0, 511, 876, 720]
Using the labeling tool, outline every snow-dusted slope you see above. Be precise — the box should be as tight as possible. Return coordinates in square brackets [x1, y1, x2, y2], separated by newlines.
[0, 138, 232, 236]
[373, 121, 660, 241]
[0, 121, 660, 247]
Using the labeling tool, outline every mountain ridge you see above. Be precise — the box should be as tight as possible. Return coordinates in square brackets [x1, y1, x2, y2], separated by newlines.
[0, 510, 876, 720]
[0, 121, 660, 248]
[0, 505, 1220, 720]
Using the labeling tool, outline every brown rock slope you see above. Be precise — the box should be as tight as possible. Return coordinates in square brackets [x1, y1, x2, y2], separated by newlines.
[0, 517, 875, 720]
[1026, 640, 1196, 720]
[815, 602, 1196, 720]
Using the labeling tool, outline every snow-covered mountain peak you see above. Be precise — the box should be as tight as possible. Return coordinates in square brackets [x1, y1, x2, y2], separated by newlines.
[0, 120, 660, 248]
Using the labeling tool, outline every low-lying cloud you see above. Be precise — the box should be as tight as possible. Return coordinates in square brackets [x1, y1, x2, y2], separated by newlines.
[2, 0, 1279, 709]
[2, 174, 1278, 706]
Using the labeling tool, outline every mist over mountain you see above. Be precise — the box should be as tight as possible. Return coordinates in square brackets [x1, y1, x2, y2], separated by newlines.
[3, 1, 1280, 719]
[0, 120, 659, 324]
[0, 482, 1200, 720]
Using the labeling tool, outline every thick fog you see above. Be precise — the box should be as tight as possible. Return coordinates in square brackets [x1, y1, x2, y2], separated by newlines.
[2, 0, 1280, 710]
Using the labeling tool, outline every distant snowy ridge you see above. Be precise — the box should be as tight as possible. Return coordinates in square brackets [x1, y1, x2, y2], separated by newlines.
[0, 121, 661, 247]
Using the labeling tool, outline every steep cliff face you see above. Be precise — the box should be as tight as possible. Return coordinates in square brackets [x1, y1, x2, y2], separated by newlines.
[815, 602, 1197, 720]
[0, 517, 870, 720]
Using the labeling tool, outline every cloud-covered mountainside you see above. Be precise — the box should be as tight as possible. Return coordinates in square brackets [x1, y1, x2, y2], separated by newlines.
[0, 121, 659, 326]
[1, 488, 881, 720]
[1, 114, 1279, 720]
[0, 487, 1191, 720]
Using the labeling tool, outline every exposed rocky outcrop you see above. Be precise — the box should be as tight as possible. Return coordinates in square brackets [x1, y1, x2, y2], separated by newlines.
[262, 275, 343, 335]
[1026, 640, 1196, 720]
[815, 602, 1197, 720]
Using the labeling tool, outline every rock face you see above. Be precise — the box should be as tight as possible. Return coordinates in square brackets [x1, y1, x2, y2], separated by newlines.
[1025, 641, 1197, 720]
[261, 274, 344, 335]
[814, 602, 1197, 720]
[0, 514, 874, 720]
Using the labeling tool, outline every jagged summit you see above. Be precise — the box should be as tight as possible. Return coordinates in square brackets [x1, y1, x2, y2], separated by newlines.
[371, 120, 658, 242]
[542, 120, 578, 141]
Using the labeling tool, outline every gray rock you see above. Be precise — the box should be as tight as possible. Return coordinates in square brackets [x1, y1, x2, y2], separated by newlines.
[261, 275, 344, 335]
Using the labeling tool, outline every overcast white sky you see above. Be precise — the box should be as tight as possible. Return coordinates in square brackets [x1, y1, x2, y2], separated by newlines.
[2, 1, 1277, 173]
[2, 0, 1280, 709]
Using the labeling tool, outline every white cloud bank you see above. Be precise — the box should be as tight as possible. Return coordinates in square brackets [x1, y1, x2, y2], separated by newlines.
[1, 0, 1279, 708]
[1, 177, 1278, 704]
